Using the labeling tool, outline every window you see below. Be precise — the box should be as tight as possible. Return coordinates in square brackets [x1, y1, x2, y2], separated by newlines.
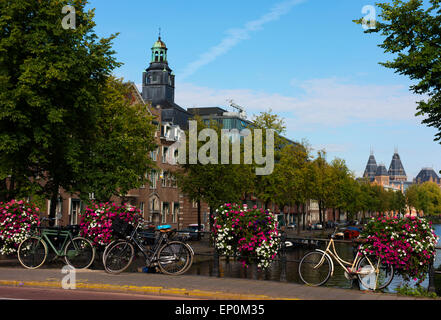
[162, 146, 169, 163]
[171, 174, 177, 188]
[150, 149, 158, 161]
[139, 202, 144, 216]
[162, 202, 169, 223]
[70, 199, 81, 225]
[150, 170, 157, 189]
[161, 171, 168, 187]
[173, 203, 179, 223]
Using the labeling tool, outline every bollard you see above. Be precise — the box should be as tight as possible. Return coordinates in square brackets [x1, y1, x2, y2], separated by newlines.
[280, 233, 287, 282]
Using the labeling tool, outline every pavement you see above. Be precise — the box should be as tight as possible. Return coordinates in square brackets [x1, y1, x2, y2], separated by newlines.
[0, 262, 435, 300]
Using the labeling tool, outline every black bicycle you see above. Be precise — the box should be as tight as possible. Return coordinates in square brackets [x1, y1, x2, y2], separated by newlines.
[102, 218, 194, 275]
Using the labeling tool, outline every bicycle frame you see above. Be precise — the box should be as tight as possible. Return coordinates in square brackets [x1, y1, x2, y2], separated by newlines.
[37, 229, 74, 257]
[314, 238, 376, 277]
[122, 224, 172, 266]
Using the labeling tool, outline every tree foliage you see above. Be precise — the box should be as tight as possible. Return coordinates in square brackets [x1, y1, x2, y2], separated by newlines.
[0, 1, 156, 218]
[355, 0, 441, 148]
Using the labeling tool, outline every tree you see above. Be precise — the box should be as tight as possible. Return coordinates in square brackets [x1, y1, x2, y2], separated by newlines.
[405, 183, 422, 213]
[327, 158, 354, 222]
[74, 78, 157, 202]
[251, 109, 289, 210]
[310, 151, 334, 225]
[0, 1, 156, 223]
[355, 0, 441, 154]
[175, 117, 254, 235]
[275, 142, 313, 234]
[419, 182, 441, 216]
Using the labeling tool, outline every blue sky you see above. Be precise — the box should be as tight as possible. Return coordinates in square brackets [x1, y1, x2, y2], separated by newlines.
[88, 0, 441, 179]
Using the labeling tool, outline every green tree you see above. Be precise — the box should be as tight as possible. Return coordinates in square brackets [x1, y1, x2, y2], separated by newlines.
[415, 182, 441, 216]
[406, 183, 422, 212]
[0, 1, 156, 222]
[251, 109, 288, 210]
[327, 158, 354, 222]
[275, 142, 313, 233]
[355, 0, 441, 152]
[175, 117, 254, 235]
[310, 151, 334, 225]
[74, 78, 157, 202]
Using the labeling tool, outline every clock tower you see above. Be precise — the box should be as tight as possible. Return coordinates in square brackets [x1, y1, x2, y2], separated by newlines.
[142, 36, 175, 105]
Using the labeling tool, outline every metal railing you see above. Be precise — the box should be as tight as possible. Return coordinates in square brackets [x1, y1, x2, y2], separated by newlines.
[190, 231, 441, 293]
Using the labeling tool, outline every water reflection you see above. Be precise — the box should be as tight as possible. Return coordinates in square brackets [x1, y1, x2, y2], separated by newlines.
[186, 224, 441, 294]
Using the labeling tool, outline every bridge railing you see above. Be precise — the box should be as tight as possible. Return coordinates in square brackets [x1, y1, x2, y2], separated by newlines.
[191, 231, 440, 292]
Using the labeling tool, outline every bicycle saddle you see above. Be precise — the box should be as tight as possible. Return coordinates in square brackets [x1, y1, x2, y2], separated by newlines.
[157, 225, 172, 232]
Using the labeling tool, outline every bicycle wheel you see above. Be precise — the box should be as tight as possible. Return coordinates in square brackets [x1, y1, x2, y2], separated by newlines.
[102, 239, 119, 267]
[156, 241, 193, 275]
[103, 241, 134, 274]
[298, 251, 332, 286]
[357, 255, 394, 290]
[17, 237, 48, 269]
[64, 237, 96, 269]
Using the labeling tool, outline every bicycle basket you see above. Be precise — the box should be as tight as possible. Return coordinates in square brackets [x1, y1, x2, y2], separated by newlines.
[111, 217, 134, 238]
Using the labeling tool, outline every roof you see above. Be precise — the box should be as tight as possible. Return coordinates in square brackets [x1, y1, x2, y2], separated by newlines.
[363, 154, 377, 180]
[187, 107, 227, 116]
[152, 37, 167, 49]
[388, 152, 407, 178]
[375, 164, 389, 176]
[415, 168, 440, 183]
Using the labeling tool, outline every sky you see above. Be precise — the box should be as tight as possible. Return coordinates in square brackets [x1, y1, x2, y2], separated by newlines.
[87, 0, 441, 179]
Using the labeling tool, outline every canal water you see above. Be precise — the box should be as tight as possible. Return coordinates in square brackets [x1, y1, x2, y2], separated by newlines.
[186, 224, 441, 294]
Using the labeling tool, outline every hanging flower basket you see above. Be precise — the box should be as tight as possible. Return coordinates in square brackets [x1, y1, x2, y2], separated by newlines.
[359, 216, 439, 283]
[0, 200, 41, 256]
[79, 202, 142, 247]
[213, 203, 280, 270]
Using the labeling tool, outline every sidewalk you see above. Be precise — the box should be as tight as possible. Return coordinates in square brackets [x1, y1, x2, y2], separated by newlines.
[0, 265, 433, 300]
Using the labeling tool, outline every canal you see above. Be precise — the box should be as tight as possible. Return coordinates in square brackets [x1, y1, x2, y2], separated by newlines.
[186, 224, 441, 294]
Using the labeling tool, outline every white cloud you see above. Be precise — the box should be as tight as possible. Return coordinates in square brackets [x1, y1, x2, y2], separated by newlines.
[178, 0, 306, 80]
[175, 78, 422, 129]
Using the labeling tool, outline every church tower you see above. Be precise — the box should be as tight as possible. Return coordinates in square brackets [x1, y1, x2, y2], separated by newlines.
[142, 35, 175, 105]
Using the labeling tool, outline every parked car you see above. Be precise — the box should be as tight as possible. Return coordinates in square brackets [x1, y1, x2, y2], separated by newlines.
[287, 223, 296, 230]
[343, 226, 361, 240]
[307, 223, 323, 230]
[180, 224, 205, 241]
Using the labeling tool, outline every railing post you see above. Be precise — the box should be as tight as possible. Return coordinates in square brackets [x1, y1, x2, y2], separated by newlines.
[428, 259, 436, 293]
[252, 259, 258, 280]
[280, 233, 287, 282]
[213, 249, 220, 277]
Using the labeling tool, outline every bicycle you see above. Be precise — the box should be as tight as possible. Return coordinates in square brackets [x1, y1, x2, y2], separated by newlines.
[298, 228, 394, 290]
[17, 217, 96, 270]
[102, 218, 194, 275]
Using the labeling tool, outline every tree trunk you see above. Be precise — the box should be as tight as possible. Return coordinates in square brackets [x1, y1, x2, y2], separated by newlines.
[318, 200, 323, 224]
[49, 183, 59, 227]
[296, 203, 301, 235]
